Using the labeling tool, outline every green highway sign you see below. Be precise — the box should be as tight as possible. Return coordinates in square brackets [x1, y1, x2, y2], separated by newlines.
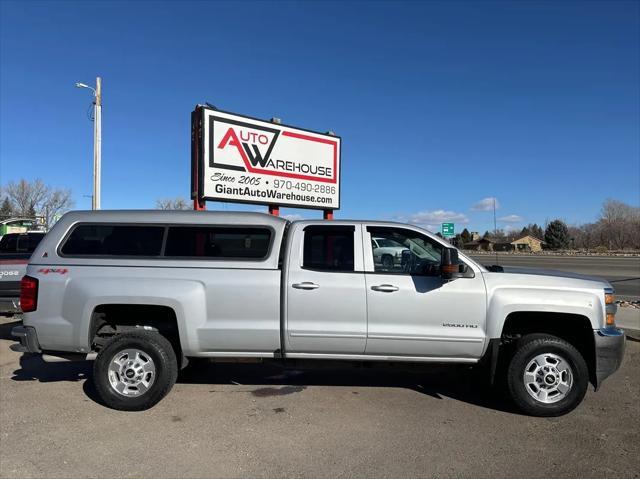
[441, 223, 454, 237]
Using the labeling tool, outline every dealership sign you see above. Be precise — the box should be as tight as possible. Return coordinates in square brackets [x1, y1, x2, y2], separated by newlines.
[192, 107, 341, 210]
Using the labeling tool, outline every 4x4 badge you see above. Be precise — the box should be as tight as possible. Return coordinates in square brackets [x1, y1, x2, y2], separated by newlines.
[38, 268, 68, 275]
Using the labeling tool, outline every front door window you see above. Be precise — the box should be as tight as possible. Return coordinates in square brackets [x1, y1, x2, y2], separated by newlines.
[368, 227, 443, 276]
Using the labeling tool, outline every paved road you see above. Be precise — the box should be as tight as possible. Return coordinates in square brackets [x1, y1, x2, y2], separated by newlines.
[468, 254, 640, 301]
[1, 318, 638, 479]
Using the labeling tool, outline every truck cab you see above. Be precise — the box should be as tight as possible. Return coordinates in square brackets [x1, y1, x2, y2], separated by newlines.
[284, 221, 485, 360]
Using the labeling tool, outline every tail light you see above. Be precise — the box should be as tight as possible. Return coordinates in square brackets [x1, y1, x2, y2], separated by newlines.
[20, 275, 38, 313]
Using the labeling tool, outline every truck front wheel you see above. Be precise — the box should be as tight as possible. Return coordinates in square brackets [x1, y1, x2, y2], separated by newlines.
[93, 331, 178, 411]
[507, 334, 588, 417]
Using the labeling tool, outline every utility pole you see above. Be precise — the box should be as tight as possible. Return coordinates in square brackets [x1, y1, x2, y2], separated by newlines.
[493, 197, 499, 265]
[93, 77, 102, 210]
[75, 77, 102, 210]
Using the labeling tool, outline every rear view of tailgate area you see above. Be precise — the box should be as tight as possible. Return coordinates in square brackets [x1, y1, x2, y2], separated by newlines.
[0, 254, 29, 313]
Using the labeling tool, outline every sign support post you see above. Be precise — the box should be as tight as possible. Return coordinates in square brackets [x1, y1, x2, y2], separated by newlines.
[191, 106, 206, 210]
[194, 197, 206, 211]
[267, 117, 283, 218]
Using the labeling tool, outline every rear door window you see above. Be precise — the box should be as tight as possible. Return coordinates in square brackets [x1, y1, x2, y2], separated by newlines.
[303, 226, 355, 272]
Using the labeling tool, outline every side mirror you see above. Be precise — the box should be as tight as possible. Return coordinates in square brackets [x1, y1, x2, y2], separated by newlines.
[441, 248, 460, 280]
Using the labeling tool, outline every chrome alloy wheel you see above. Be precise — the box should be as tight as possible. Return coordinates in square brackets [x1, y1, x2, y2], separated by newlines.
[523, 353, 573, 404]
[107, 348, 156, 397]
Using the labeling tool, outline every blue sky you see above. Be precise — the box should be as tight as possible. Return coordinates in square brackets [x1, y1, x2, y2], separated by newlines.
[1, 0, 638, 234]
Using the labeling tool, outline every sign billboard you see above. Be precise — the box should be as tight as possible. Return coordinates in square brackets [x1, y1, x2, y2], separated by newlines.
[441, 223, 454, 236]
[192, 107, 341, 210]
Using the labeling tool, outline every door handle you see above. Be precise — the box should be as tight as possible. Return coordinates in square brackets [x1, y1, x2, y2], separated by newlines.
[292, 282, 320, 290]
[371, 284, 399, 292]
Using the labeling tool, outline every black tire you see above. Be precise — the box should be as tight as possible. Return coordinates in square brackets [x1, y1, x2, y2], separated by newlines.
[93, 331, 178, 411]
[381, 254, 394, 269]
[507, 334, 588, 417]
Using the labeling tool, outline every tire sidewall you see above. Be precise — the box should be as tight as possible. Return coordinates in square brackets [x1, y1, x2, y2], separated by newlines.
[508, 335, 588, 417]
[93, 332, 177, 411]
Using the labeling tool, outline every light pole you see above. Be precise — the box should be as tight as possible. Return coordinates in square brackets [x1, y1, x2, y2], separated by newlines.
[76, 77, 102, 210]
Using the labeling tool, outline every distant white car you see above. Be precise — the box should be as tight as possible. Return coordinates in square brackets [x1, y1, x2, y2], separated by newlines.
[371, 237, 408, 268]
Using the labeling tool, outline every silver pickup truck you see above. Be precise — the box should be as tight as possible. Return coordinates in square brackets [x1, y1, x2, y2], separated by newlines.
[11, 210, 624, 415]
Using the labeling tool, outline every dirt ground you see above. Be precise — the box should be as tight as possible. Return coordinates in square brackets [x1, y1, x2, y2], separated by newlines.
[1, 317, 639, 479]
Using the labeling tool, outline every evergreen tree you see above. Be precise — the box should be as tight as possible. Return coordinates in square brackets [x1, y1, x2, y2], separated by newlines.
[544, 220, 570, 250]
[530, 223, 544, 239]
[521, 223, 544, 239]
[0, 197, 13, 219]
[460, 228, 472, 244]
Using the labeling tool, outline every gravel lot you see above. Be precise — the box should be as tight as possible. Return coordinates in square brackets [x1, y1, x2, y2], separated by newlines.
[1, 316, 639, 479]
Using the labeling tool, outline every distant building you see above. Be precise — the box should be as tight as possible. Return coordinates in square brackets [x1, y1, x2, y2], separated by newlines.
[465, 237, 514, 252]
[0, 218, 39, 237]
[470, 231, 481, 241]
[511, 235, 544, 252]
[464, 238, 495, 251]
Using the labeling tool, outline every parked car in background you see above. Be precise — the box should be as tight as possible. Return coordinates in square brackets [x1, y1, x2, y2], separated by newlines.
[0, 232, 46, 314]
[371, 236, 408, 269]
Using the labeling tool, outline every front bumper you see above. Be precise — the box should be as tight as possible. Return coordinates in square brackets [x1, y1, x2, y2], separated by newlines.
[593, 327, 625, 389]
[10, 325, 42, 353]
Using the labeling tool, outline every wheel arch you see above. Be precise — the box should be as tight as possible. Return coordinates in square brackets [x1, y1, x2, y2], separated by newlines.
[486, 286, 604, 339]
[68, 278, 206, 355]
[88, 303, 187, 366]
[497, 311, 597, 389]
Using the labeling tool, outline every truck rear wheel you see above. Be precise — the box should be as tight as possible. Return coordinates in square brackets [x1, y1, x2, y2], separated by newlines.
[507, 334, 588, 417]
[93, 331, 178, 411]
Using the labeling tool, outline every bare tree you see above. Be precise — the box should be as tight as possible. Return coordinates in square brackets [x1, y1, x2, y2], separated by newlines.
[4, 179, 48, 216]
[155, 197, 191, 210]
[43, 189, 74, 228]
[2, 178, 74, 229]
[599, 199, 640, 249]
